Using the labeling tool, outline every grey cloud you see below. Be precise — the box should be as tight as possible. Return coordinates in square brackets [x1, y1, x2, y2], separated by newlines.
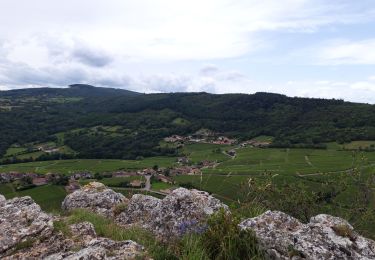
[71, 46, 113, 67]
[199, 64, 219, 76]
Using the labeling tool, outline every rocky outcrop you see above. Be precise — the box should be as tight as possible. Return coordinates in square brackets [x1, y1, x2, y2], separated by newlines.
[239, 210, 375, 259]
[62, 182, 128, 218]
[0, 195, 54, 257]
[44, 238, 146, 260]
[116, 187, 228, 238]
[0, 195, 146, 259]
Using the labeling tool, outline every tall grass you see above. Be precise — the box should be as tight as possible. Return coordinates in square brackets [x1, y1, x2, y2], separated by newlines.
[65, 209, 177, 260]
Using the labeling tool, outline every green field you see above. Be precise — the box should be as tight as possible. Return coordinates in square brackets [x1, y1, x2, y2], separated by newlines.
[4, 147, 27, 157]
[182, 143, 234, 163]
[0, 157, 177, 175]
[0, 184, 67, 213]
[204, 147, 375, 176]
[1, 143, 374, 236]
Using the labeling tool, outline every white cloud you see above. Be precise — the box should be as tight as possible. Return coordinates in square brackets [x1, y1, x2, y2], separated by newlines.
[0, 0, 375, 103]
[318, 39, 375, 65]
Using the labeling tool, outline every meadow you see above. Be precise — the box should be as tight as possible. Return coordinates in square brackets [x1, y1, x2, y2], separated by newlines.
[0, 184, 67, 212]
[1, 142, 374, 236]
[0, 156, 177, 175]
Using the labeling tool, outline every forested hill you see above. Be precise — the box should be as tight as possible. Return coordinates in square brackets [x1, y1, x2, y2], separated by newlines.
[0, 85, 374, 160]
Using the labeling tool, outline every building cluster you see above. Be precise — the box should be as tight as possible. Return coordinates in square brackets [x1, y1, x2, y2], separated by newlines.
[164, 132, 237, 145]
[239, 140, 271, 148]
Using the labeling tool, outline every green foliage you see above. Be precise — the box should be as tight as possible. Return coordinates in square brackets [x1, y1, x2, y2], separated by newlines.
[180, 234, 209, 260]
[202, 209, 263, 260]
[1, 185, 67, 213]
[66, 209, 177, 260]
[53, 220, 72, 237]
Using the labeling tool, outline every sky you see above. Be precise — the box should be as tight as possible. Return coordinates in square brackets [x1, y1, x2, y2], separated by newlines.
[0, 0, 375, 103]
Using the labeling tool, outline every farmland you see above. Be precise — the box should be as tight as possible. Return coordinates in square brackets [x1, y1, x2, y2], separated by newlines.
[0, 157, 177, 175]
[0, 184, 67, 213]
[0, 142, 374, 236]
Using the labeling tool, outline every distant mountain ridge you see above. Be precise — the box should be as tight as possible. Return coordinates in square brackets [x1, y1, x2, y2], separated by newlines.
[0, 84, 141, 98]
[0, 84, 374, 160]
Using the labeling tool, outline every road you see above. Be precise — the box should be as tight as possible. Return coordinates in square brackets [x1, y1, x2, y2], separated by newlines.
[144, 175, 151, 191]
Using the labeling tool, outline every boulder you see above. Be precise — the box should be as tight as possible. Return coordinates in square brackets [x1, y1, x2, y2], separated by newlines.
[116, 187, 228, 239]
[44, 238, 146, 260]
[0, 196, 54, 257]
[239, 210, 375, 259]
[62, 182, 128, 217]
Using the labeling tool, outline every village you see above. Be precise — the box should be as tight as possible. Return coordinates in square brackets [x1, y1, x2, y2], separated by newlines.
[164, 129, 271, 148]
[0, 156, 218, 194]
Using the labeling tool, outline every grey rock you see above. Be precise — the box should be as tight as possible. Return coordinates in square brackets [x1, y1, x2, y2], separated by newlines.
[239, 210, 375, 260]
[116, 187, 228, 239]
[62, 182, 128, 218]
[45, 238, 146, 260]
[0, 196, 53, 257]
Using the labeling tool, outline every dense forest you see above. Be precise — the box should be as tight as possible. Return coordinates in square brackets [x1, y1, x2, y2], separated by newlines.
[0, 84, 374, 160]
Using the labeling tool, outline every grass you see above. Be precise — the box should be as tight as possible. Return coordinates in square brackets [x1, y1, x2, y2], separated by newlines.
[183, 143, 233, 163]
[251, 135, 274, 142]
[0, 184, 67, 213]
[4, 147, 27, 157]
[204, 147, 375, 176]
[151, 182, 175, 191]
[64, 209, 176, 259]
[0, 156, 177, 175]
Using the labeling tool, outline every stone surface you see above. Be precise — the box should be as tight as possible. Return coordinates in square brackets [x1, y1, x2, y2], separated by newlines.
[44, 238, 146, 260]
[239, 210, 375, 260]
[0, 196, 54, 257]
[0, 194, 146, 259]
[62, 182, 128, 217]
[116, 187, 228, 238]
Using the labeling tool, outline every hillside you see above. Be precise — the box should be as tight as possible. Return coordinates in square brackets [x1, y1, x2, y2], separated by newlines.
[0, 85, 374, 160]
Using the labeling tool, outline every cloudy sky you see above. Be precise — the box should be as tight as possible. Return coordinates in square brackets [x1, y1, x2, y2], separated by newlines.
[0, 0, 375, 103]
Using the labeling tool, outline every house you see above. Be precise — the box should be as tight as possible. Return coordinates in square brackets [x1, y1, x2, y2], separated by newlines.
[227, 149, 236, 157]
[113, 171, 137, 177]
[129, 180, 145, 188]
[32, 177, 48, 186]
[140, 168, 156, 176]
[213, 136, 237, 145]
[155, 174, 173, 184]
[164, 135, 186, 143]
[188, 168, 201, 175]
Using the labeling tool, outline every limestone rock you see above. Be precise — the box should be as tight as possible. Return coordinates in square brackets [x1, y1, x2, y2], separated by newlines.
[62, 182, 128, 217]
[239, 210, 375, 259]
[45, 238, 146, 260]
[0, 196, 54, 257]
[116, 187, 228, 238]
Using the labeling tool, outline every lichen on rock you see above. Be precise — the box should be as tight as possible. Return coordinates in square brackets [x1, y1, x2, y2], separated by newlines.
[116, 187, 228, 239]
[0, 196, 54, 257]
[62, 182, 128, 218]
[239, 210, 375, 259]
